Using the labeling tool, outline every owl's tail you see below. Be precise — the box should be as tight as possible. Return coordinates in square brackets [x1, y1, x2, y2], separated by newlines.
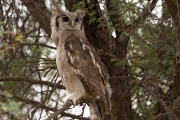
[91, 83, 114, 120]
[89, 101, 112, 120]
[105, 83, 112, 110]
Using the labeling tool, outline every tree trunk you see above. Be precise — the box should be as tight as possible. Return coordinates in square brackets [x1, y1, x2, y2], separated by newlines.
[64, 1, 134, 120]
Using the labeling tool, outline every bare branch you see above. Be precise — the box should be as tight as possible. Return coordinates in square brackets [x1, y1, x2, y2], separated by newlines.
[12, 94, 88, 119]
[46, 97, 99, 120]
[0, 76, 65, 90]
[19, 43, 56, 49]
[46, 99, 72, 120]
[127, 0, 159, 31]
[106, 0, 159, 37]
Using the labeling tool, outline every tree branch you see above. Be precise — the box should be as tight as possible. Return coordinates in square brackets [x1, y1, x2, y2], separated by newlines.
[0, 76, 65, 90]
[47, 98, 101, 120]
[46, 99, 72, 120]
[19, 42, 56, 49]
[21, 0, 51, 35]
[106, 0, 158, 38]
[165, 0, 180, 96]
[12, 94, 89, 120]
[127, 0, 159, 31]
[164, 0, 180, 25]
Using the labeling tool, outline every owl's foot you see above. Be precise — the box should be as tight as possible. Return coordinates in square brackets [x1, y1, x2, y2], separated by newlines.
[68, 93, 82, 106]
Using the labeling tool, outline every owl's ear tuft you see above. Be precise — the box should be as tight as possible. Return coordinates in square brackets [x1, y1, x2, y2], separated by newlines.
[75, 9, 86, 18]
[59, 9, 66, 15]
[51, 8, 59, 14]
[51, 7, 65, 15]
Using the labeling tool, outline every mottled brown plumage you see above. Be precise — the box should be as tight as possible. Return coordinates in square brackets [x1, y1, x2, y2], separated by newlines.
[51, 9, 112, 110]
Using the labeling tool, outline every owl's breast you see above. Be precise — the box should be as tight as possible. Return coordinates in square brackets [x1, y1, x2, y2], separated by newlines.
[56, 45, 86, 94]
[56, 46, 68, 73]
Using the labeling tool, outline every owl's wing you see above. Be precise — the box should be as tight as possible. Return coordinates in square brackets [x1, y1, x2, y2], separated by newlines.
[64, 31, 109, 99]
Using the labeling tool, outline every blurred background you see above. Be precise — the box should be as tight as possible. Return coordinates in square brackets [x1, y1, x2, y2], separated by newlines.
[0, 0, 179, 120]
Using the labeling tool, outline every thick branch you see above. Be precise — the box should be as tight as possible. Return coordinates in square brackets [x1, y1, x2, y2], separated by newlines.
[165, 0, 180, 25]
[105, 0, 125, 37]
[21, 0, 51, 35]
[165, 0, 180, 95]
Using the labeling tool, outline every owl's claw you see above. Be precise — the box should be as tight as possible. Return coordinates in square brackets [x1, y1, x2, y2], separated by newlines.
[68, 93, 81, 106]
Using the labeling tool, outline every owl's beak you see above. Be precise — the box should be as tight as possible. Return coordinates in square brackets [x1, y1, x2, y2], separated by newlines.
[71, 21, 75, 26]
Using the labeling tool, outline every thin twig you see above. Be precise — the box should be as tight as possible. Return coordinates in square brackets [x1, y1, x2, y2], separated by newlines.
[46, 99, 72, 120]
[47, 99, 91, 120]
[19, 43, 56, 49]
[0, 76, 65, 90]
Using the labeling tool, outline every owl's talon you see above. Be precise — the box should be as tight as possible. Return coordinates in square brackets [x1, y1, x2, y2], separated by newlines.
[72, 98, 77, 106]
[68, 93, 81, 106]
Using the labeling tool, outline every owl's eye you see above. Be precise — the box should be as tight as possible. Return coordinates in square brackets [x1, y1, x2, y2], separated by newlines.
[75, 18, 79, 22]
[55, 16, 60, 27]
[62, 16, 69, 22]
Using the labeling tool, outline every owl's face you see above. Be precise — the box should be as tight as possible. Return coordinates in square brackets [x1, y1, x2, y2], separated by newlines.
[55, 9, 86, 31]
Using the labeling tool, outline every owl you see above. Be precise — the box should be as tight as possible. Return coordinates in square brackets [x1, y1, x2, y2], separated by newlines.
[51, 8, 112, 110]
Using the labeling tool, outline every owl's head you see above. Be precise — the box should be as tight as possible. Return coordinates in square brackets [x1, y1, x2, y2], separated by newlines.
[52, 9, 86, 31]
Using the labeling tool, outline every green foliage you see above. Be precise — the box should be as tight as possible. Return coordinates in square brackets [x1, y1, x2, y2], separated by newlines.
[0, 101, 22, 115]
[15, 34, 25, 43]
[3, 81, 18, 90]
[0, 91, 22, 118]
[128, 21, 176, 119]
[10, 59, 25, 76]
[72, 1, 86, 10]
[0, 21, 4, 26]
[129, 23, 175, 80]
[0, 92, 22, 118]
